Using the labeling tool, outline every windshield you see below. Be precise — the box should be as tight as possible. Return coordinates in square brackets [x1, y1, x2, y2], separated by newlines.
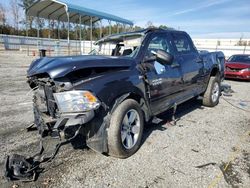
[91, 35, 143, 58]
[228, 55, 250, 63]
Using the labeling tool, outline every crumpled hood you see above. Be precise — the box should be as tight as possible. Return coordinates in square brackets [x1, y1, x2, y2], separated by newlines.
[27, 55, 133, 79]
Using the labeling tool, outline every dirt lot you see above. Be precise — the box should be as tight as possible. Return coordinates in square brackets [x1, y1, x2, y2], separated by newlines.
[0, 51, 249, 188]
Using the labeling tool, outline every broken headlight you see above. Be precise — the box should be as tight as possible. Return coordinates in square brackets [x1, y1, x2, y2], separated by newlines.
[53, 90, 100, 113]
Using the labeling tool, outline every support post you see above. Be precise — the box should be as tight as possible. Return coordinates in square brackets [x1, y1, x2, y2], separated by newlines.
[79, 15, 82, 55]
[25, 14, 29, 56]
[83, 24, 86, 54]
[48, 18, 51, 56]
[90, 17, 93, 52]
[57, 20, 60, 39]
[75, 23, 77, 55]
[48, 19, 51, 39]
[37, 17, 40, 53]
[123, 24, 126, 32]
[109, 20, 111, 35]
[25, 15, 28, 37]
[67, 12, 70, 55]
[117, 22, 119, 33]
[108, 20, 111, 55]
[37, 17, 40, 38]
[99, 20, 102, 39]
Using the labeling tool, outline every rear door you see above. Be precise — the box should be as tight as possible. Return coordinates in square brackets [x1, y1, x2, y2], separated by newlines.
[170, 33, 205, 95]
[144, 33, 184, 114]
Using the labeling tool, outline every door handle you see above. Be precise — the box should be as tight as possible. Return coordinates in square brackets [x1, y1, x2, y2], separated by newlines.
[171, 62, 180, 68]
[195, 58, 203, 63]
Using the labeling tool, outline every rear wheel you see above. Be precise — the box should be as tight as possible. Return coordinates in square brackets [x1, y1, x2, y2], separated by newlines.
[202, 76, 221, 107]
[107, 99, 144, 158]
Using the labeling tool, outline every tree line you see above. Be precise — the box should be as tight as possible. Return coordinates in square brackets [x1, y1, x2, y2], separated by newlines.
[0, 0, 170, 40]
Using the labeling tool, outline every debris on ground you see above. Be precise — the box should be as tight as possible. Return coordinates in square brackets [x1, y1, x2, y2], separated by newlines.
[195, 162, 217, 169]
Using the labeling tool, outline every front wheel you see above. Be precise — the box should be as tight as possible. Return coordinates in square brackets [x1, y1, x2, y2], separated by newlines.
[202, 76, 221, 107]
[107, 99, 144, 158]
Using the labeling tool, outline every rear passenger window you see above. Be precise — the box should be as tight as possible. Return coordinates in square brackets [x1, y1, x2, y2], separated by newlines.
[172, 34, 196, 54]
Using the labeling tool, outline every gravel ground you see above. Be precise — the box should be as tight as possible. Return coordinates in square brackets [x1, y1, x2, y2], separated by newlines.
[0, 51, 249, 188]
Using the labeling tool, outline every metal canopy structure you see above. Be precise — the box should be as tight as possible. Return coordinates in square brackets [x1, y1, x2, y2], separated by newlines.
[27, 0, 133, 25]
[26, 0, 133, 55]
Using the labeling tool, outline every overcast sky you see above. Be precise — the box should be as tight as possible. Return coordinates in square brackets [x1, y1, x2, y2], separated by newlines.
[2, 0, 250, 38]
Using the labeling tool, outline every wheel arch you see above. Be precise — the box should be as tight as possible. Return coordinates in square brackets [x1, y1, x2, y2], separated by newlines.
[110, 91, 151, 123]
[210, 66, 220, 77]
[202, 65, 221, 95]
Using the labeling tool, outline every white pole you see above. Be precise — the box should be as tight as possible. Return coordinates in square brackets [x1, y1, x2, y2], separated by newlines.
[123, 24, 126, 32]
[109, 20, 111, 35]
[48, 19, 51, 39]
[79, 15, 82, 55]
[83, 24, 86, 54]
[99, 20, 102, 39]
[90, 17, 93, 51]
[108, 20, 111, 54]
[37, 17, 40, 38]
[57, 20, 60, 39]
[26, 14, 29, 56]
[67, 12, 70, 55]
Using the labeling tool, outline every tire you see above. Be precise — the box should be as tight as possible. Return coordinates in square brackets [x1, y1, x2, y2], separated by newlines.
[202, 76, 221, 107]
[107, 99, 144, 158]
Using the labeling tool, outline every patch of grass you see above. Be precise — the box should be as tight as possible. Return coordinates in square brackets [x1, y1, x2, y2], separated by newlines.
[242, 151, 250, 177]
[220, 161, 242, 187]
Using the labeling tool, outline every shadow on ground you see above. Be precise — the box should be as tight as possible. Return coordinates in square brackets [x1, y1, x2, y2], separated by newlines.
[141, 98, 204, 145]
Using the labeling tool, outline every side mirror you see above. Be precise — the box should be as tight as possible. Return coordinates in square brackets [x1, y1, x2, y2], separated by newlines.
[151, 50, 174, 65]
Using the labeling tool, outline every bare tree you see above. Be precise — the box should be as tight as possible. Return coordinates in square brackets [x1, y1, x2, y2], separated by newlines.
[0, 3, 7, 26]
[0, 3, 7, 34]
[10, 0, 21, 34]
[19, 0, 36, 30]
[145, 21, 154, 28]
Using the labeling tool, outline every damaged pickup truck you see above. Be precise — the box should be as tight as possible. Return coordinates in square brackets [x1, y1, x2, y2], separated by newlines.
[27, 28, 225, 158]
[6, 28, 225, 181]
[6, 28, 227, 181]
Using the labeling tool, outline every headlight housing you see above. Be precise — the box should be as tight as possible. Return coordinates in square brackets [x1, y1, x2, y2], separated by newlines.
[240, 68, 250, 72]
[53, 90, 100, 113]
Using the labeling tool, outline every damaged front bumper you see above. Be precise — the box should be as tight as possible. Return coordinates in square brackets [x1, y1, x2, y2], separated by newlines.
[53, 111, 95, 130]
[5, 81, 110, 181]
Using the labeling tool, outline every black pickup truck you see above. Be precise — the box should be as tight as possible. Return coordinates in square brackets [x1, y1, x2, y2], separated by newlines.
[27, 28, 225, 158]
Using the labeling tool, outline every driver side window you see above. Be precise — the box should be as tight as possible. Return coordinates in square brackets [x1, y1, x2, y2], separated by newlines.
[146, 34, 173, 75]
[147, 35, 172, 57]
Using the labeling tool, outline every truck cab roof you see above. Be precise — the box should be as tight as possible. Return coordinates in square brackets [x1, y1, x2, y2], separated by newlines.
[95, 28, 187, 45]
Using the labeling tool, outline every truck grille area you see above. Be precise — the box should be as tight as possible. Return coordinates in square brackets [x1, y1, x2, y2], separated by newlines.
[44, 85, 57, 118]
[34, 82, 58, 119]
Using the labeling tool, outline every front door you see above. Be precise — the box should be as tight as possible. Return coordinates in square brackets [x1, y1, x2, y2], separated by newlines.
[143, 33, 183, 115]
